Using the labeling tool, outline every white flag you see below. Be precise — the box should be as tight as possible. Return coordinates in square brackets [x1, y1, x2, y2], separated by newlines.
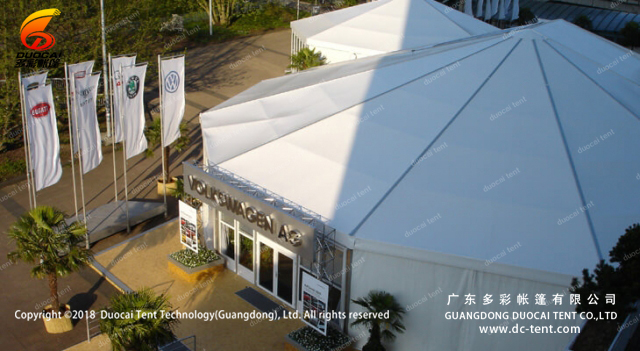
[160, 56, 185, 146]
[111, 55, 136, 143]
[73, 72, 103, 174]
[24, 84, 62, 191]
[121, 63, 148, 159]
[68, 61, 94, 81]
[21, 71, 48, 89]
[476, 0, 485, 17]
[510, 0, 519, 21]
[464, 0, 472, 15]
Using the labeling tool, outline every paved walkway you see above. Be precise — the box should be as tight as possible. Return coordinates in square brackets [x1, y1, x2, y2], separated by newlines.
[0, 29, 292, 351]
[67, 220, 303, 351]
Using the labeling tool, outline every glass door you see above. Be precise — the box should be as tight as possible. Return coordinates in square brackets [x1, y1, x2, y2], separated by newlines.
[237, 227, 254, 282]
[219, 212, 236, 272]
[257, 235, 297, 308]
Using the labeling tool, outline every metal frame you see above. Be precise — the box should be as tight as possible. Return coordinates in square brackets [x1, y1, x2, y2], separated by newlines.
[193, 161, 339, 286]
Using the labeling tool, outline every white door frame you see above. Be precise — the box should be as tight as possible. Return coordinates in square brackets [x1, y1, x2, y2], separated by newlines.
[236, 229, 255, 282]
[218, 212, 236, 272]
[256, 234, 298, 308]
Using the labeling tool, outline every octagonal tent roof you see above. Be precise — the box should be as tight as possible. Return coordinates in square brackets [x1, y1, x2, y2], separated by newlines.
[200, 20, 640, 278]
[291, 0, 497, 61]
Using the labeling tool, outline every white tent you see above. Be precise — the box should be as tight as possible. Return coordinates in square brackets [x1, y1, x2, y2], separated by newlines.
[290, 0, 498, 63]
[201, 20, 640, 350]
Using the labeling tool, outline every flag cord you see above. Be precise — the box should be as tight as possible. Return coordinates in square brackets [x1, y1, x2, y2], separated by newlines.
[71, 74, 90, 249]
[63, 63, 80, 220]
[118, 64, 131, 233]
[108, 54, 118, 202]
[17, 71, 35, 210]
[159, 55, 168, 218]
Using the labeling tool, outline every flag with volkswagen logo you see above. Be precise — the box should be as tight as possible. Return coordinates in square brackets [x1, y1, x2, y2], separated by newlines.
[24, 83, 62, 190]
[111, 55, 136, 143]
[73, 72, 103, 174]
[120, 63, 148, 159]
[160, 55, 185, 146]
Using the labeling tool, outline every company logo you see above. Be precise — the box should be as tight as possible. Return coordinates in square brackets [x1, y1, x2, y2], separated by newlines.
[30, 103, 50, 118]
[80, 87, 92, 98]
[164, 71, 180, 93]
[126, 76, 140, 99]
[20, 9, 60, 51]
[74, 71, 86, 79]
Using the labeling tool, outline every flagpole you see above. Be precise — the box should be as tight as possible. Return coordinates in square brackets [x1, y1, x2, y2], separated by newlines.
[71, 73, 90, 249]
[64, 63, 80, 220]
[22, 78, 38, 208]
[17, 71, 34, 210]
[108, 53, 118, 202]
[119, 64, 131, 233]
[158, 55, 168, 218]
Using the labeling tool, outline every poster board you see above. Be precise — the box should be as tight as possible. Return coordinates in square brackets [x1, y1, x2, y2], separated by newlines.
[301, 271, 330, 335]
[179, 200, 198, 252]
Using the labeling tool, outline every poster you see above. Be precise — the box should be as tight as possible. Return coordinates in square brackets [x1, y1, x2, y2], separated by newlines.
[301, 271, 330, 335]
[179, 200, 198, 253]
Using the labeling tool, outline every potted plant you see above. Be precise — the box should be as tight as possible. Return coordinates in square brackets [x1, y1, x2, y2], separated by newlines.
[286, 326, 353, 351]
[167, 246, 225, 283]
[144, 118, 190, 195]
[351, 290, 406, 351]
[100, 288, 178, 350]
[288, 47, 327, 73]
[7, 206, 93, 333]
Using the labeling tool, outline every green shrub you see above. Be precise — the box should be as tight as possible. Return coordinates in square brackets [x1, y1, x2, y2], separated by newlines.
[0, 159, 26, 181]
[170, 246, 220, 268]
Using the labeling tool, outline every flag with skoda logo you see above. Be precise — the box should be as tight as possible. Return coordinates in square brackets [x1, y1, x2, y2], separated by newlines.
[111, 55, 136, 143]
[160, 55, 185, 146]
[73, 72, 103, 174]
[120, 63, 148, 159]
[24, 84, 62, 191]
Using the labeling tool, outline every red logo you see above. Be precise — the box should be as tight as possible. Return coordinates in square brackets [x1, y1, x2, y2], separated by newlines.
[20, 9, 60, 51]
[30, 103, 50, 118]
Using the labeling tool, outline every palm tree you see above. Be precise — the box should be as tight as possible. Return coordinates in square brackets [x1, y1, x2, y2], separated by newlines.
[351, 290, 406, 351]
[7, 206, 92, 313]
[288, 47, 327, 72]
[100, 288, 178, 351]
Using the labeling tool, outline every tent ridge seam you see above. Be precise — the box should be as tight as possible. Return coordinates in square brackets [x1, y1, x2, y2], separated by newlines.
[349, 39, 523, 237]
[217, 38, 514, 166]
[542, 39, 640, 122]
[532, 40, 604, 261]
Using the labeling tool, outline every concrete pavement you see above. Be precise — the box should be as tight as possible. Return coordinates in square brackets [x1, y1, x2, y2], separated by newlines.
[0, 29, 292, 351]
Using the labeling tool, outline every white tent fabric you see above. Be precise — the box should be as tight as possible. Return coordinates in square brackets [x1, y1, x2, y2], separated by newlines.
[290, 0, 497, 63]
[201, 20, 640, 279]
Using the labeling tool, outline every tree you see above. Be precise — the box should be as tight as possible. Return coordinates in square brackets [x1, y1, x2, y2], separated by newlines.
[351, 290, 406, 351]
[571, 224, 640, 319]
[288, 48, 327, 72]
[7, 206, 92, 313]
[100, 288, 178, 351]
[196, 0, 238, 26]
[621, 21, 640, 48]
[573, 15, 593, 31]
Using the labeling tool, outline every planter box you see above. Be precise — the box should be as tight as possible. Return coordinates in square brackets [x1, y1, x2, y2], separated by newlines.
[167, 254, 225, 283]
[284, 333, 356, 351]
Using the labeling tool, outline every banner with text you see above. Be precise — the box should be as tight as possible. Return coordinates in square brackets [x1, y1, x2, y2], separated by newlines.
[73, 72, 103, 174]
[179, 200, 198, 252]
[111, 55, 136, 143]
[121, 63, 148, 159]
[24, 84, 62, 191]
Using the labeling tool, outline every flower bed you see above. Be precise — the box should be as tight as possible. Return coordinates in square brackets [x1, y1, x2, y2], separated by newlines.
[169, 247, 219, 268]
[286, 326, 352, 351]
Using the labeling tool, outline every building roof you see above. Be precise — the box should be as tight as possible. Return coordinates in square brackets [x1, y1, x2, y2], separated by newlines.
[290, 0, 497, 57]
[200, 20, 640, 277]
